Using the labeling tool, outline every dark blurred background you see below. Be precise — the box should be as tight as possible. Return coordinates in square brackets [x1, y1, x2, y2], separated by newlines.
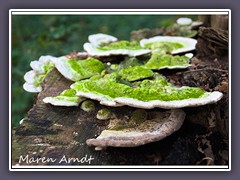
[11, 15, 197, 126]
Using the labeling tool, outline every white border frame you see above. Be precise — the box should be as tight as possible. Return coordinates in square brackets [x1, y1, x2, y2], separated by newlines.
[9, 9, 231, 171]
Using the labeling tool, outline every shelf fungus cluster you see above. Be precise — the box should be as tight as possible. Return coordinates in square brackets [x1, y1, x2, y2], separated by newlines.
[23, 33, 223, 150]
[23, 55, 55, 93]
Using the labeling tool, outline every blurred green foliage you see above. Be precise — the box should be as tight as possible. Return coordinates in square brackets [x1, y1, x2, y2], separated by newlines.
[11, 14, 197, 127]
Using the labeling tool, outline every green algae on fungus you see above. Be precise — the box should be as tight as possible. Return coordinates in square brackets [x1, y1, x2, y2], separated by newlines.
[81, 100, 95, 112]
[144, 53, 192, 70]
[110, 64, 119, 70]
[43, 89, 85, 106]
[73, 74, 205, 101]
[53, 57, 104, 81]
[108, 57, 144, 73]
[144, 41, 184, 53]
[140, 36, 197, 54]
[23, 56, 55, 93]
[96, 108, 112, 120]
[30, 55, 55, 74]
[71, 72, 223, 109]
[118, 66, 153, 82]
[97, 41, 143, 51]
[84, 38, 150, 57]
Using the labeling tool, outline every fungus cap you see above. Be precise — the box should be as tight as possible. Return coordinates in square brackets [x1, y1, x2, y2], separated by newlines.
[88, 33, 118, 46]
[52, 56, 104, 82]
[177, 17, 193, 26]
[43, 89, 85, 106]
[86, 109, 186, 148]
[84, 42, 151, 57]
[140, 36, 197, 54]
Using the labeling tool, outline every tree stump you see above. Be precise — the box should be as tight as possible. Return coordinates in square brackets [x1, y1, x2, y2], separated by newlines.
[12, 26, 229, 166]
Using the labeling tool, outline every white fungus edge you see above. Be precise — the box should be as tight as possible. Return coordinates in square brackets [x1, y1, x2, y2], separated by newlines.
[83, 42, 151, 57]
[140, 36, 197, 54]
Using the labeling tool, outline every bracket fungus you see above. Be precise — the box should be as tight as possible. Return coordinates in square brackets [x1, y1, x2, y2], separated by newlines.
[81, 100, 95, 112]
[176, 17, 203, 29]
[84, 33, 150, 56]
[117, 66, 154, 82]
[86, 109, 186, 149]
[176, 17, 193, 26]
[22, 31, 225, 152]
[23, 55, 55, 93]
[140, 36, 197, 54]
[71, 73, 223, 109]
[88, 33, 118, 46]
[144, 53, 193, 70]
[96, 108, 112, 120]
[52, 56, 105, 82]
[43, 89, 85, 106]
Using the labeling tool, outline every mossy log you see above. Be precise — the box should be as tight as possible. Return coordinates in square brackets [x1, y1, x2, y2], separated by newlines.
[12, 27, 229, 166]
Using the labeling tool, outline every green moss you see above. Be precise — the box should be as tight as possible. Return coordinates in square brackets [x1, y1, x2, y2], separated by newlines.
[96, 108, 112, 120]
[81, 100, 95, 112]
[144, 41, 184, 53]
[71, 73, 206, 102]
[144, 53, 190, 69]
[97, 41, 143, 51]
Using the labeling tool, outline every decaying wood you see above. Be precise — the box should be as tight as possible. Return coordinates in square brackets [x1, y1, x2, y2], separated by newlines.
[12, 25, 229, 166]
[211, 15, 228, 31]
[198, 15, 228, 31]
[198, 15, 211, 27]
[196, 27, 228, 58]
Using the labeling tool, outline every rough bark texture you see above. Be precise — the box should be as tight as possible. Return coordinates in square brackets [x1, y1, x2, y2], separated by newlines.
[12, 26, 229, 166]
[198, 15, 228, 31]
